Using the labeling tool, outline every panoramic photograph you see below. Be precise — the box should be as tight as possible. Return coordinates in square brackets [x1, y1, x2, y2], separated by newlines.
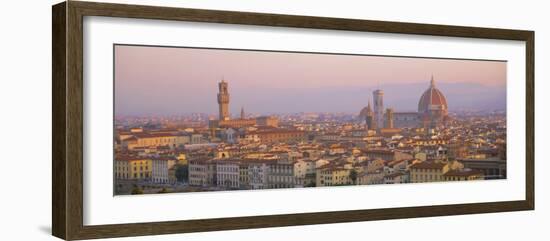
[113, 44, 507, 195]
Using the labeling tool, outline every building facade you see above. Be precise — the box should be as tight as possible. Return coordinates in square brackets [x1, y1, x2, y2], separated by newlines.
[267, 160, 294, 189]
[188, 159, 208, 186]
[123, 132, 190, 150]
[248, 161, 269, 189]
[115, 156, 152, 181]
[151, 157, 177, 184]
[409, 161, 463, 183]
[216, 161, 240, 189]
[443, 169, 485, 181]
[248, 129, 307, 144]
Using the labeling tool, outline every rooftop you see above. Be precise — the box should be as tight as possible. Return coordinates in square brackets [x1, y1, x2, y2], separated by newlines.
[410, 161, 446, 170]
[443, 169, 484, 177]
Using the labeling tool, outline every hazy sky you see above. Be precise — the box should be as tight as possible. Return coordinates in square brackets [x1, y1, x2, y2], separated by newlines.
[115, 45, 506, 116]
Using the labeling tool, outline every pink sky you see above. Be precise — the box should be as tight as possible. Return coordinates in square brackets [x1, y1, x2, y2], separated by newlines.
[115, 45, 506, 115]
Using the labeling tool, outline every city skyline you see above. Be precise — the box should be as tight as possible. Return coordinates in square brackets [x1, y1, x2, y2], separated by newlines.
[115, 45, 506, 116]
[114, 45, 507, 195]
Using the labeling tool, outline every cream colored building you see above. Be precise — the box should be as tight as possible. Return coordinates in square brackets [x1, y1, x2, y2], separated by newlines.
[443, 169, 484, 181]
[409, 162, 449, 183]
[124, 133, 190, 150]
[357, 168, 385, 185]
[316, 165, 351, 187]
[115, 156, 152, 181]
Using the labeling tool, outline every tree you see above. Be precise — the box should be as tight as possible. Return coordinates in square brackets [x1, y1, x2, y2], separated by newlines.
[131, 185, 143, 195]
[175, 164, 189, 183]
[349, 169, 358, 185]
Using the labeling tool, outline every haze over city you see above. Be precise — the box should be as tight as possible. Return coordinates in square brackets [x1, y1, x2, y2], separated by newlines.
[115, 45, 506, 116]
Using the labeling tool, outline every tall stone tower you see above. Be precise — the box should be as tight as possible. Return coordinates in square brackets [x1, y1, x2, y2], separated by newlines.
[217, 79, 230, 120]
[365, 100, 376, 131]
[240, 106, 245, 119]
[385, 108, 394, 128]
[373, 89, 384, 128]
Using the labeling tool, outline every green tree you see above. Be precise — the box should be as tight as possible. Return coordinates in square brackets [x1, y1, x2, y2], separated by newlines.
[349, 169, 358, 185]
[131, 186, 144, 195]
[175, 164, 189, 183]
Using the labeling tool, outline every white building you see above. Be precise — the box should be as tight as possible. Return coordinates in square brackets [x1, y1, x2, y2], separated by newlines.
[151, 157, 177, 184]
[216, 161, 240, 188]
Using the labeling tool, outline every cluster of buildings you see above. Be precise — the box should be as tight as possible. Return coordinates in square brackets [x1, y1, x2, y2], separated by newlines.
[114, 128, 192, 188]
[115, 155, 183, 184]
[184, 140, 495, 191]
[114, 76, 506, 194]
[358, 75, 450, 132]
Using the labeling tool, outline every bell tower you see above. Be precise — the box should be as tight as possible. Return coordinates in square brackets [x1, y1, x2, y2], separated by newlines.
[373, 89, 384, 129]
[366, 99, 376, 131]
[217, 79, 230, 120]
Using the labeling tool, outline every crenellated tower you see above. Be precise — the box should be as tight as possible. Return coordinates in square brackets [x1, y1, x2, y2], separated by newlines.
[217, 79, 230, 120]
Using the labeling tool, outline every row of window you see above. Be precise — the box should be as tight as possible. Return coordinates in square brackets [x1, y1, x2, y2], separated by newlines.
[140, 137, 179, 144]
[115, 172, 150, 179]
[413, 174, 440, 181]
[412, 169, 442, 173]
[218, 166, 239, 172]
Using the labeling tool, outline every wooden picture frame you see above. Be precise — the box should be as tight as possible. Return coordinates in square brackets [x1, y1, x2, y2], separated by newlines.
[52, 1, 534, 240]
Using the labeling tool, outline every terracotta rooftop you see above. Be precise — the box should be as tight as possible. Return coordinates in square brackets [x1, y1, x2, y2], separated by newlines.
[115, 155, 149, 161]
[385, 172, 406, 178]
[410, 162, 446, 169]
[443, 169, 484, 177]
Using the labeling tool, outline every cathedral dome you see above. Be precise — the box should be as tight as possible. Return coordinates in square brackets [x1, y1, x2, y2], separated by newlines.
[358, 100, 373, 119]
[359, 107, 369, 118]
[418, 76, 448, 113]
